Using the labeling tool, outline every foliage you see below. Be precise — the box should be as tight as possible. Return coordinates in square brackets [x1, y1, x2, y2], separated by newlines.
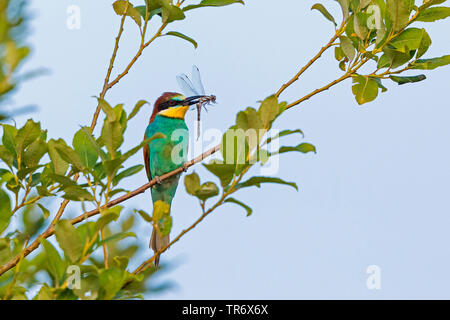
[0, 0, 449, 300]
[184, 95, 314, 218]
[0, 0, 31, 120]
[323, 0, 450, 105]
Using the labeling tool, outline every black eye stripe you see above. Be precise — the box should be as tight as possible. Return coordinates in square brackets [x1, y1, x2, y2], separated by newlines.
[158, 99, 182, 111]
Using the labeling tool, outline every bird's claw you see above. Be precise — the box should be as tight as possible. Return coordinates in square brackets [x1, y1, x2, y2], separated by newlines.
[154, 176, 162, 184]
[182, 163, 189, 172]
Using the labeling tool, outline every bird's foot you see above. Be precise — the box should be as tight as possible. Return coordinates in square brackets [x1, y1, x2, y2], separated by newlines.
[181, 162, 189, 172]
[154, 176, 162, 184]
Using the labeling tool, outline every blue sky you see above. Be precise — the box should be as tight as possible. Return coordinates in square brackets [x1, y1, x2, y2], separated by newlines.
[11, 0, 450, 298]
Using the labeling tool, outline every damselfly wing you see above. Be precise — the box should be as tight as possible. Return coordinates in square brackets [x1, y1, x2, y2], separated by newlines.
[176, 65, 206, 97]
[176, 66, 216, 139]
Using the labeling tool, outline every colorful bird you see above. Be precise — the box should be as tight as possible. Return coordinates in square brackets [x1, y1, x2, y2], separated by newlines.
[143, 92, 208, 266]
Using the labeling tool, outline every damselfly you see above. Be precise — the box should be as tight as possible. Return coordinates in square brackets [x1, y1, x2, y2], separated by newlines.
[177, 66, 216, 139]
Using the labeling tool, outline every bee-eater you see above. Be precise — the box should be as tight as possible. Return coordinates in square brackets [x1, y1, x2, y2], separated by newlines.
[143, 92, 206, 266]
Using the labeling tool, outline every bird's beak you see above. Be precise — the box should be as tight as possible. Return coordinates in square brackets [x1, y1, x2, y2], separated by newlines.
[181, 95, 208, 106]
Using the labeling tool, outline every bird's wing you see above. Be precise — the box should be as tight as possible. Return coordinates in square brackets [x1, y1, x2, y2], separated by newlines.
[143, 142, 152, 181]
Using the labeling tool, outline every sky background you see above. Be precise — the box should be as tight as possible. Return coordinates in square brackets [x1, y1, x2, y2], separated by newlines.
[9, 0, 450, 299]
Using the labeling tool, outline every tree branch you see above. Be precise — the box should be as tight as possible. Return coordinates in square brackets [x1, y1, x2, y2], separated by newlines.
[0, 145, 221, 276]
[276, 20, 346, 98]
[3, 7, 416, 278]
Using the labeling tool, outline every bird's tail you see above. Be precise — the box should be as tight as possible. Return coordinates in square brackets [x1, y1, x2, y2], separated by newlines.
[149, 227, 169, 267]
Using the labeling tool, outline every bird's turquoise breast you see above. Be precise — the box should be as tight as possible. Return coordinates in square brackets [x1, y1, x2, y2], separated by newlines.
[145, 115, 188, 204]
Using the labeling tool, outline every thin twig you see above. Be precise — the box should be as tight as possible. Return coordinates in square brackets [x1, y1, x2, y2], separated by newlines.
[90, 1, 129, 131]
[276, 20, 346, 98]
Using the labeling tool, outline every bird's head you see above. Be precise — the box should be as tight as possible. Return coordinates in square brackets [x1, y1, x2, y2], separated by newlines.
[149, 92, 207, 123]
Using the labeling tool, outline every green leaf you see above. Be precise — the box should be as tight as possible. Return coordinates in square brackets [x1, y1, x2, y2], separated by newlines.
[224, 197, 253, 216]
[98, 98, 117, 122]
[417, 29, 432, 58]
[221, 127, 248, 172]
[15, 119, 41, 158]
[101, 130, 158, 178]
[373, 78, 388, 92]
[0, 189, 12, 234]
[135, 5, 147, 18]
[54, 220, 83, 263]
[378, 48, 415, 69]
[416, 6, 450, 21]
[22, 138, 47, 168]
[353, 13, 368, 40]
[103, 158, 124, 179]
[0, 169, 13, 185]
[37, 186, 54, 197]
[410, 55, 450, 70]
[340, 36, 356, 61]
[99, 267, 125, 300]
[55, 143, 84, 172]
[47, 139, 70, 175]
[335, 0, 349, 20]
[184, 172, 201, 195]
[97, 231, 136, 247]
[73, 128, 99, 169]
[128, 100, 148, 121]
[386, 0, 413, 32]
[235, 111, 249, 132]
[137, 7, 163, 21]
[37, 203, 50, 219]
[101, 120, 124, 159]
[194, 182, 219, 201]
[112, 256, 129, 270]
[419, 0, 446, 10]
[311, 3, 337, 26]
[34, 284, 55, 300]
[389, 28, 426, 53]
[277, 143, 317, 155]
[162, 5, 185, 23]
[255, 148, 270, 165]
[46, 173, 77, 189]
[73, 275, 100, 300]
[145, 0, 168, 12]
[389, 74, 427, 85]
[351, 75, 379, 105]
[0, 146, 14, 168]
[244, 107, 263, 130]
[113, 0, 142, 26]
[75, 222, 98, 254]
[42, 240, 66, 285]
[165, 31, 198, 48]
[81, 127, 107, 161]
[134, 209, 152, 222]
[96, 207, 122, 230]
[234, 176, 298, 191]
[203, 161, 235, 187]
[5, 42, 30, 72]
[112, 165, 144, 186]
[258, 95, 279, 129]
[183, 0, 244, 12]
[2, 124, 17, 155]
[62, 186, 94, 202]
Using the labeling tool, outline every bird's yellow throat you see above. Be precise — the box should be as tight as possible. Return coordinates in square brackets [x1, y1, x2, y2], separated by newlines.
[158, 105, 189, 119]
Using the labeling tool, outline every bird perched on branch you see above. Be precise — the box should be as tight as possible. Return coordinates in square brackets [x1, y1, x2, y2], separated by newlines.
[143, 92, 207, 267]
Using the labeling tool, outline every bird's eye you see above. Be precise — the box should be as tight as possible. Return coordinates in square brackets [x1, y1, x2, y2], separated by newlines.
[169, 100, 176, 106]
